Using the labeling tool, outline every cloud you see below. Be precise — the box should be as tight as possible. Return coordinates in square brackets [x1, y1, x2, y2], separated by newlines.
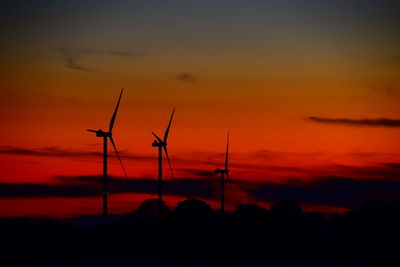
[176, 73, 196, 83]
[3, 146, 400, 182]
[0, 145, 154, 160]
[393, 56, 400, 64]
[384, 55, 400, 65]
[4, 174, 400, 210]
[57, 48, 96, 72]
[369, 86, 399, 97]
[0, 146, 98, 157]
[56, 47, 144, 72]
[0, 182, 100, 198]
[179, 168, 215, 178]
[0, 176, 217, 200]
[309, 117, 400, 127]
[3, 166, 400, 210]
[247, 177, 400, 209]
[60, 175, 217, 200]
[386, 163, 400, 169]
[76, 48, 143, 57]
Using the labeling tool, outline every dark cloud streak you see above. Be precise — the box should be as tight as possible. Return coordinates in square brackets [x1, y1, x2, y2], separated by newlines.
[179, 168, 215, 178]
[76, 48, 143, 57]
[3, 173, 400, 210]
[0, 146, 154, 161]
[0, 146, 98, 157]
[57, 48, 96, 72]
[0, 183, 100, 198]
[176, 73, 196, 83]
[55, 47, 144, 72]
[0, 176, 217, 200]
[309, 117, 400, 127]
[247, 177, 400, 209]
[369, 86, 399, 97]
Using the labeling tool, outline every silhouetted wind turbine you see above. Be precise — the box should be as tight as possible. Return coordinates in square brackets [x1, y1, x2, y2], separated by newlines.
[86, 88, 127, 218]
[151, 107, 175, 211]
[215, 132, 230, 214]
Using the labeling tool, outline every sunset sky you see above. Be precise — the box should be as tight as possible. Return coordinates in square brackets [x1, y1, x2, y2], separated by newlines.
[1, 0, 400, 217]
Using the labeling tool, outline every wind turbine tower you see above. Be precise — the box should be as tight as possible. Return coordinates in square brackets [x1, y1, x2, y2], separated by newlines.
[215, 132, 230, 214]
[86, 88, 127, 217]
[151, 108, 175, 210]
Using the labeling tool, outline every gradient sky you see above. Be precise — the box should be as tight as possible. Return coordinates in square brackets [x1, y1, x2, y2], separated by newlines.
[1, 0, 400, 217]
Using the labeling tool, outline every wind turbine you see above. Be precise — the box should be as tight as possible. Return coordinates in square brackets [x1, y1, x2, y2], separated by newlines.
[151, 107, 175, 210]
[215, 132, 230, 214]
[86, 88, 127, 217]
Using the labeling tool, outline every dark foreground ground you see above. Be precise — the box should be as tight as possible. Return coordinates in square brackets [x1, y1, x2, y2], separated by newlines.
[1, 198, 399, 267]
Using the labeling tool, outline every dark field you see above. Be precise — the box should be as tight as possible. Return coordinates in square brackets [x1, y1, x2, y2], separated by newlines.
[1, 198, 399, 267]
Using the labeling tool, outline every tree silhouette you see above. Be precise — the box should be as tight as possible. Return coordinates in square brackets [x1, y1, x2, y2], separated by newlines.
[170, 198, 214, 218]
[1, 198, 399, 267]
[131, 198, 169, 217]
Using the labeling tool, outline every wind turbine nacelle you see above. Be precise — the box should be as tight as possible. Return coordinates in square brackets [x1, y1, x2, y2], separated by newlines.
[152, 140, 166, 147]
[152, 141, 160, 147]
[215, 168, 228, 174]
[96, 130, 111, 137]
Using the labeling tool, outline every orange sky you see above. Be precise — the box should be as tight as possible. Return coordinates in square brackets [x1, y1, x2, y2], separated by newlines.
[1, 0, 399, 217]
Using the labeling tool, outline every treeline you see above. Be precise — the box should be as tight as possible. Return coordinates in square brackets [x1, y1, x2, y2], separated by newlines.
[1, 198, 399, 267]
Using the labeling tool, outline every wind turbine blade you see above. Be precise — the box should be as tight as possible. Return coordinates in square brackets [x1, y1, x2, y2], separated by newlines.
[163, 107, 175, 142]
[225, 172, 231, 184]
[163, 146, 174, 179]
[225, 132, 229, 170]
[152, 132, 163, 143]
[109, 136, 128, 178]
[108, 88, 124, 133]
[86, 129, 97, 133]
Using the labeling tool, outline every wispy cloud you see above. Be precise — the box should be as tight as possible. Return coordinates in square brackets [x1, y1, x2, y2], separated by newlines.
[0, 176, 217, 200]
[179, 168, 215, 178]
[55, 47, 144, 72]
[393, 56, 400, 64]
[309, 117, 400, 127]
[175, 73, 196, 83]
[0, 146, 153, 161]
[3, 174, 400, 210]
[383, 55, 400, 65]
[71, 48, 144, 57]
[57, 175, 217, 199]
[0, 182, 100, 198]
[0, 146, 98, 157]
[57, 48, 96, 72]
[369, 86, 399, 97]
[3, 146, 400, 182]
